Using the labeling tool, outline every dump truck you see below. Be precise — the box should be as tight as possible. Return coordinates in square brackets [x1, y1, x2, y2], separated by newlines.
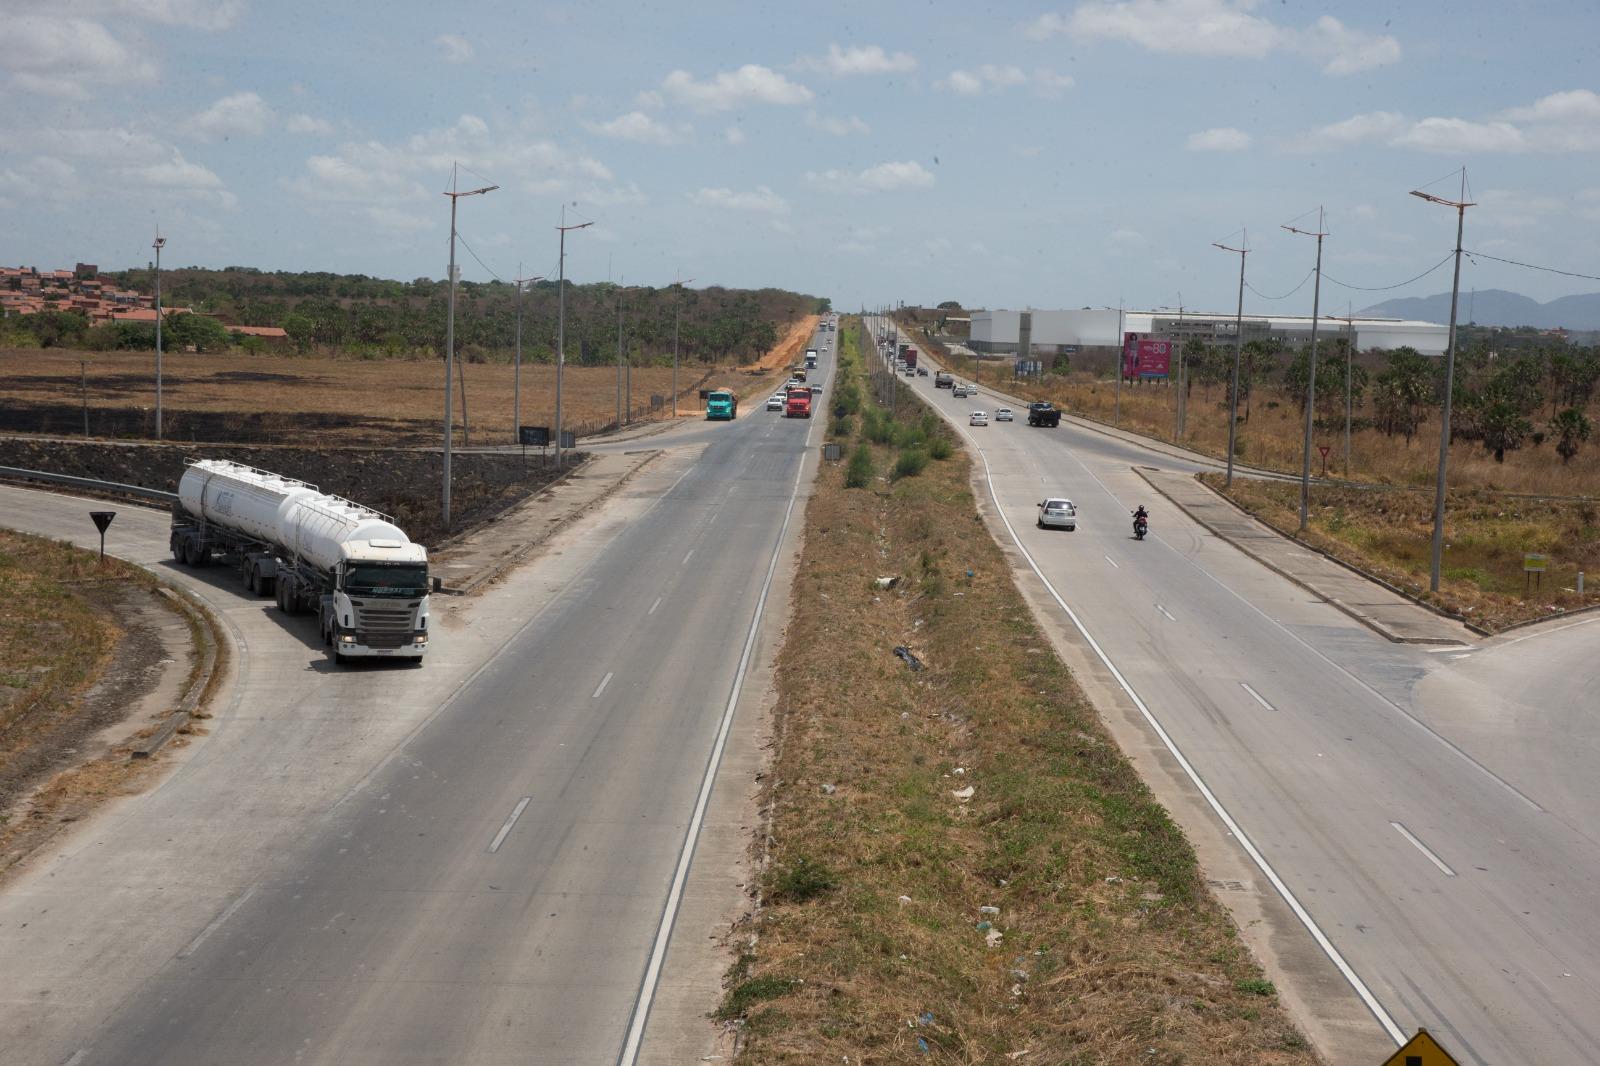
[935, 371, 954, 389]
[171, 459, 431, 664]
[705, 388, 737, 420]
[805, 348, 819, 369]
[1027, 401, 1061, 427]
[785, 386, 813, 418]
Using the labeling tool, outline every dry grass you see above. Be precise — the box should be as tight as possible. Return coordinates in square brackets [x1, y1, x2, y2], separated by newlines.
[1206, 475, 1600, 631]
[727, 320, 1314, 1063]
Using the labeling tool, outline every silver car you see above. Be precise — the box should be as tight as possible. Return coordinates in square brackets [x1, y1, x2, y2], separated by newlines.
[1037, 497, 1077, 530]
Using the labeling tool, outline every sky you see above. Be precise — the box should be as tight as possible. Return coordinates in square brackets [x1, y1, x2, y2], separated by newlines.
[4, 0, 1600, 316]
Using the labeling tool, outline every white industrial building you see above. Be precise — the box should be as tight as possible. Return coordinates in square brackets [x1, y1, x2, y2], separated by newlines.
[969, 308, 1449, 356]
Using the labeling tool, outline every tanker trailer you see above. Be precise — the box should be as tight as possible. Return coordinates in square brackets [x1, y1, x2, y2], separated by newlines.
[171, 459, 432, 664]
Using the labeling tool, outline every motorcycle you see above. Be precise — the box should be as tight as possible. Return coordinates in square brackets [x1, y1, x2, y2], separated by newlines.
[1132, 512, 1149, 540]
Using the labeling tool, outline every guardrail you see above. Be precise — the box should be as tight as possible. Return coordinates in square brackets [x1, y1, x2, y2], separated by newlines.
[0, 465, 177, 504]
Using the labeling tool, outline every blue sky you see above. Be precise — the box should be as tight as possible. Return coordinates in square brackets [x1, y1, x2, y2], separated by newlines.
[4, 0, 1599, 315]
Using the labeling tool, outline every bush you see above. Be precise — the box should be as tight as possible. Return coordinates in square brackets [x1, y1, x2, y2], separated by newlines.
[844, 445, 874, 488]
[771, 856, 837, 903]
[928, 436, 953, 461]
[828, 414, 853, 439]
[893, 448, 929, 480]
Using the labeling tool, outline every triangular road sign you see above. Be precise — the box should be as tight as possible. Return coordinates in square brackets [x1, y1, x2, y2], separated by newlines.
[1381, 1028, 1462, 1066]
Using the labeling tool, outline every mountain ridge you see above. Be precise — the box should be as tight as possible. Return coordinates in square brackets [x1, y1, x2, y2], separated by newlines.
[1360, 288, 1600, 330]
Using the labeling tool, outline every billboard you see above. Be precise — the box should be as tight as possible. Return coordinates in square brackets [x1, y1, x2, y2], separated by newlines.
[1122, 333, 1172, 380]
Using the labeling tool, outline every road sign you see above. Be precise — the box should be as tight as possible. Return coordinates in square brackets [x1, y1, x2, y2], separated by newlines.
[697, 389, 712, 400]
[1318, 445, 1330, 460]
[519, 426, 550, 447]
[822, 443, 842, 461]
[1523, 552, 1548, 573]
[1380, 1028, 1461, 1066]
[89, 510, 115, 562]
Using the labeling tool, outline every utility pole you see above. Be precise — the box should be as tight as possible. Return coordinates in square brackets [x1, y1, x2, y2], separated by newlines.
[1167, 295, 1187, 440]
[1283, 208, 1327, 533]
[512, 270, 544, 444]
[1115, 298, 1124, 424]
[441, 166, 498, 529]
[81, 360, 89, 438]
[152, 230, 165, 440]
[555, 210, 593, 468]
[1213, 232, 1248, 488]
[1411, 172, 1474, 593]
[1344, 301, 1354, 477]
[616, 281, 626, 429]
[670, 273, 694, 422]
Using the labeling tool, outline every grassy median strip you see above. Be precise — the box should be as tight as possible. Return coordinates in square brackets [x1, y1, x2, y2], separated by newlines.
[725, 320, 1313, 1062]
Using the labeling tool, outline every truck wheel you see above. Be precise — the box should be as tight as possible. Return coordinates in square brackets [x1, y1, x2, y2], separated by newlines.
[333, 649, 346, 666]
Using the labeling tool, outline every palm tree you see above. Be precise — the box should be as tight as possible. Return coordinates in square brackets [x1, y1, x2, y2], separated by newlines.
[1550, 407, 1593, 465]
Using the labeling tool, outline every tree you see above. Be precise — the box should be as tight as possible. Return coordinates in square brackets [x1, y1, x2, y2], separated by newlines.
[936, 300, 962, 310]
[1480, 400, 1534, 462]
[165, 312, 232, 352]
[1550, 407, 1593, 464]
[1372, 347, 1435, 443]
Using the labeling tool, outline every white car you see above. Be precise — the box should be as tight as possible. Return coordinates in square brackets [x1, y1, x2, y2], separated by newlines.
[969, 411, 989, 426]
[952, 383, 973, 398]
[767, 394, 785, 411]
[995, 407, 1014, 422]
[1037, 497, 1077, 530]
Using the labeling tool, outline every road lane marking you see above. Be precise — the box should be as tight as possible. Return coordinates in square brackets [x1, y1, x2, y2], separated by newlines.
[959, 429, 1408, 1048]
[1157, 605, 1177, 622]
[1424, 645, 1473, 654]
[488, 797, 532, 854]
[1390, 821, 1457, 877]
[592, 671, 614, 699]
[63, 1050, 88, 1066]
[1104, 555, 1120, 569]
[648, 596, 662, 615]
[618, 367, 822, 1066]
[177, 885, 257, 959]
[1240, 682, 1275, 711]
[682, 549, 694, 565]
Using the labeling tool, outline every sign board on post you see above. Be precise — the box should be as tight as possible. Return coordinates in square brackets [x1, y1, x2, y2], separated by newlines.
[89, 510, 115, 562]
[1379, 1028, 1462, 1066]
[519, 426, 550, 447]
[697, 389, 712, 400]
[560, 431, 576, 450]
[1123, 333, 1172, 380]
[823, 443, 842, 461]
[1523, 553, 1548, 572]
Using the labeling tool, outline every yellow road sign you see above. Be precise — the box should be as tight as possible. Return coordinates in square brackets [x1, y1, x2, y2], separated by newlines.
[1524, 552, 1549, 573]
[1381, 1028, 1462, 1066]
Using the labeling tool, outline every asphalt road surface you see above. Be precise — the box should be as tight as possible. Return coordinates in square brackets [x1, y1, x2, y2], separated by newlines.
[0, 327, 834, 1065]
[872, 319, 1600, 1065]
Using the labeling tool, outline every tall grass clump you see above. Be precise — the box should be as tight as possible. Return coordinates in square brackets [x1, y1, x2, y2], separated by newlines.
[844, 445, 874, 488]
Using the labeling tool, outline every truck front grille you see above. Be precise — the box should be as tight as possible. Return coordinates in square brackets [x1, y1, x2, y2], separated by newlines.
[352, 600, 419, 638]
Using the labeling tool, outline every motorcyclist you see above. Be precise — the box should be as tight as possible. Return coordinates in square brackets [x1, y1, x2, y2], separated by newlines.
[1132, 505, 1149, 537]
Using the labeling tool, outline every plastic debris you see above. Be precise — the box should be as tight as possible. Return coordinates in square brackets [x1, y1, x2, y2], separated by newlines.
[1104, 875, 1123, 884]
[918, 1011, 935, 1026]
[979, 905, 1000, 916]
[976, 921, 992, 932]
[875, 575, 900, 589]
[821, 783, 837, 795]
[893, 646, 923, 671]
[951, 785, 975, 801]
[985, 928, 1004, 948]
[916, 1037, 929, 1054]
[898, 895, 913, 906]
[952, 767, 965, 776]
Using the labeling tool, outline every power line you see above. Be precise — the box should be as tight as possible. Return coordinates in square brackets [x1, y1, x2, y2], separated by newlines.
[454, 232, 504, 283]
[1245, 267, 1315, 301]
[1463, 249, 1600, 284]
[1322, 252, 1455, 292]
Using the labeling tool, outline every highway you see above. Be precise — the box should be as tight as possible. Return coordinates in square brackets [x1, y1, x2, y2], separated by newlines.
[0, 327, 834, 1064]
[871, 319, 1600, 1065]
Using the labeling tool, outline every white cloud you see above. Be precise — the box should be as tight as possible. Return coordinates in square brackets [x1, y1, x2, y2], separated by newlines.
[191, 91, 274, 140]
[796, 43, 917, 76]
[436, 34, 474, 63]
[690, 186, 789, 214]
[1186, 126, 1251, 151]
[1026, 0, 1401, 76]
[1033, 69, 1076, 97]
[942, 64, 1027, 95]
[723, 125, 746, 145]
[657, 65, 813, 112]
[1294, 91, 1600, 154]
[286, 113, 335, 136]
[586, 111, 691, 145]
[1, 15, 157, 97]
[1107, 227, 1149, 255]
[806, 111, 870, 136]
[89, 0, 244, 30]
[806, 160, 935, 194]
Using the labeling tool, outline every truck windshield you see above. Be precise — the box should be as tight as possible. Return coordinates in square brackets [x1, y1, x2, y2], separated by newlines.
[344, 564, 428, 596]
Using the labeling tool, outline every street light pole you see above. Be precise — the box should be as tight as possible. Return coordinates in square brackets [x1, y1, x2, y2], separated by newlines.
[670, 273, 694, 421]
[1411, 174, 1474, 593]
[1115, 299, 1124, 424]
[616, 282, 626, 429]
[441, 167, 498, 530]
[1344, 301, 1353, 478]
[555, 212, 593, 468]
[152, 230, 165, 440]
[1283, 208, 1327, 533]
[1214, 232, 1248, 488]
[512, 270, 545, 444]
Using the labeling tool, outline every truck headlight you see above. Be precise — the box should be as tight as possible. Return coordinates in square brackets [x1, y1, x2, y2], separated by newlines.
[413, 635, 428, 645]
[339, 634, 357, 644]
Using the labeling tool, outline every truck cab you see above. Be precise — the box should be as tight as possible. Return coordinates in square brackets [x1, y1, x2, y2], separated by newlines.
[785, 387, 813, 418]
[705, 389, 737, 420]
[323, 540, 430, 663]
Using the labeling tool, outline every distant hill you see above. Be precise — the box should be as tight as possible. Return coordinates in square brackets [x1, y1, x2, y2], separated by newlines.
[1360, 288, 1600, 330]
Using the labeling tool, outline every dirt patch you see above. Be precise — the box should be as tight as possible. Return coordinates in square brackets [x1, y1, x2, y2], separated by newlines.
[0, 438, 577, 549]
[723, 321, 1313, 1063]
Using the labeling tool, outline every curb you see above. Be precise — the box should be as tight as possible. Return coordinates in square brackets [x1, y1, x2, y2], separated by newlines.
[1136, 467, 1477, 645]
[133, 583, 224, 759]
[441, 449, 665, 596]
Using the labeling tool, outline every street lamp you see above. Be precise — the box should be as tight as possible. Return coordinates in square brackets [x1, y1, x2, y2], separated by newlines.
[1282, 208, 1327, 533]
[1213, 232, 1249, 488]
[1410, 175, 1474, 593]
[669, 273, 695, 421]
[442, 167, 498, 530]
[554, 211, 593, 468]
[512, 269, 546, 445]
[152, 230, 165, 440]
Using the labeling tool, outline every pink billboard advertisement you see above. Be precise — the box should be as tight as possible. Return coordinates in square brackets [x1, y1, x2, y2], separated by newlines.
[1122, 333, 1172, 379]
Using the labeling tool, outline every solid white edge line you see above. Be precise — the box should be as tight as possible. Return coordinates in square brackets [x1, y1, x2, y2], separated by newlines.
[177, 885, 257, 959]
[1390, 821, 1457, 877]
[1240, 682, 1276, 711]
[592, 671, 614, 699]
[1157, 605, 1177, 622]
[1104, 554, 1120, 569]
[647, 596, 662, 615]
[616, 330, 825, 1066]
[958, 424, 1408, 1048]
[488, 797, 532, 853]
[682, 549, 694, 565]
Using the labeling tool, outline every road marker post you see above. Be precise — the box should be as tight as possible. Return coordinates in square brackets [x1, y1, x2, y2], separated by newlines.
[89, 510, 116, 563]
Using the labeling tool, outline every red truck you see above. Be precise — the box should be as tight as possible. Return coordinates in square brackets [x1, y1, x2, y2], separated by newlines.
[785, 386, 813, 418]
[899, 346, 918, 369]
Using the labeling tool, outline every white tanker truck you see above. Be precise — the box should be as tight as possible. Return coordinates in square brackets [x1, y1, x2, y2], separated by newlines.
[170, 459, 432, 664]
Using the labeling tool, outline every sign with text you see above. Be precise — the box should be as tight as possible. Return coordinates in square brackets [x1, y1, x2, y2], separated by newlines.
[1379, 1028, 1461, 1066]
[1122, 333, 1172, 379]
[1523, 552, 1548, 573]
[519, 426, 550, 447]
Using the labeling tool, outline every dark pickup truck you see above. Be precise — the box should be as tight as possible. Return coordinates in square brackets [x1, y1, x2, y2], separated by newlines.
[1027, 402, 1061, 427]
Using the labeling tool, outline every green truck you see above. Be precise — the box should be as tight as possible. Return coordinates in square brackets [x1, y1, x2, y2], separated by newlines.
[706, 388, 738, 420]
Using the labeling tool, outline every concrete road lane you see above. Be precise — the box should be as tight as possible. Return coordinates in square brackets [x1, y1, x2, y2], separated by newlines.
[871, 319, 1600, 1064]
[0, 330, 835, 1065]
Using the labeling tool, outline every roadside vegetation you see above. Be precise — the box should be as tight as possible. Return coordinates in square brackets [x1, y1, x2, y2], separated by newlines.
[725, 318, 1313, 1062]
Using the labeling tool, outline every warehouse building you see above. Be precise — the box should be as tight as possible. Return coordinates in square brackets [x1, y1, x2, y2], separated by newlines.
[969, 308, 1450, 356]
